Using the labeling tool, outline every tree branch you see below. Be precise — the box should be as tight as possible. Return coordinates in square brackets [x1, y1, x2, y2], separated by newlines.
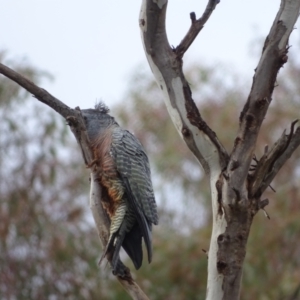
[140, 2, 229, 299]
[117, 280, 150, 300]
[0, 62, 72, 119]
[260, 126, 300, 195]
[250, 120, 300, 197]
[0, 63, 149, 300]
[175, 0, 220, 58]
[140, 0, 228, 175]
[226, 0, 300, 200]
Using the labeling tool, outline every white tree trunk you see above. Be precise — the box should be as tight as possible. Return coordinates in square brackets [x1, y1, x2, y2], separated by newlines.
[139, 0, 300, 299]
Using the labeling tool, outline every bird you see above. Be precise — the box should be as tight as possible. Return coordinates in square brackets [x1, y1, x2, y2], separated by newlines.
[82, 102, 158, 275]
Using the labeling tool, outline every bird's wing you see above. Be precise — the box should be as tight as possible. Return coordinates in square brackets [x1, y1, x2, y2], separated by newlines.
[111, 128, 158, 262]
[111, 128, 158, 225]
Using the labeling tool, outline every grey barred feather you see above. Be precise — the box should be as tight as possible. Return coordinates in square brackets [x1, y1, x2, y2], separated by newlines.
[111, 128, 158, 225]
[110, 201, 127, 246]
[82, 105, 158, 275]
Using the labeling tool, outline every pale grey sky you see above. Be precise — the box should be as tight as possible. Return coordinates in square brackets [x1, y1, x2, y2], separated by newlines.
[0, 0, 296, 110]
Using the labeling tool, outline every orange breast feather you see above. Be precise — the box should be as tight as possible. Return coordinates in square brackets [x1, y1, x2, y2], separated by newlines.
[91, 127, 124, 217]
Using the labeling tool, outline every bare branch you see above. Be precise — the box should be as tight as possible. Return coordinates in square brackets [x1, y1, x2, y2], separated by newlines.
[250, 129, 288, 196]
[175, 0, 220, 57]
[0, 62, 72, 119]
[117, 280, 150, 300]
[260, 126, 300, 194]
[259, 198, 269, 209]
[0, 63, 149, 300]
[227, 0, 300, 196]
[140, 0, 228, 174]
[90, 172, 110, 248]
[250, 120, 300, 197]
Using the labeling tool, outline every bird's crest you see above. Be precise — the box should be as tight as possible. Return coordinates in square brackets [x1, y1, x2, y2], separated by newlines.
[95, 101, 110, 114]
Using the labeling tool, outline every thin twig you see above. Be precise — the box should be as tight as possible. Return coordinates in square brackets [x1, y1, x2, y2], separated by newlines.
[268, 185, 276, 193]
[261, 126, 300, 194]
[0, 63, 72, 118]
[175, 0, 220, 57]
[140, 0, 228, 172]
[117, 279, 150, 300]
[262, 208, 271, 220]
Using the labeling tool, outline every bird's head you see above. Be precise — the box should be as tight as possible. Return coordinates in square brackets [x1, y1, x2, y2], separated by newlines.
[81, 101, 118, 140]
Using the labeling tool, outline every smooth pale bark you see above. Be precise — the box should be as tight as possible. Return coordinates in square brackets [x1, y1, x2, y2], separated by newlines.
[139, 0, 300, 299]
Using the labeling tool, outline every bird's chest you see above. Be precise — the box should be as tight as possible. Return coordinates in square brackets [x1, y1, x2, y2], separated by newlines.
[91, 131, 125, 215]
[96, 150, 125, 215]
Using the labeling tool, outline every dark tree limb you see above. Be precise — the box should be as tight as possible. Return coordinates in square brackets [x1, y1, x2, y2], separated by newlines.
[0, 63, 149, 300]
[175, 0, 220, 58]
[0, 63, 72, 118]
[250, 120, 300, 197]
[227, 0, 300, 200]
[260, 126, 300, 194]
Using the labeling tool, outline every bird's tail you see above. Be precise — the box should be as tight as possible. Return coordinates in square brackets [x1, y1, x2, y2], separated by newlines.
[122, 222, 143, 269]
